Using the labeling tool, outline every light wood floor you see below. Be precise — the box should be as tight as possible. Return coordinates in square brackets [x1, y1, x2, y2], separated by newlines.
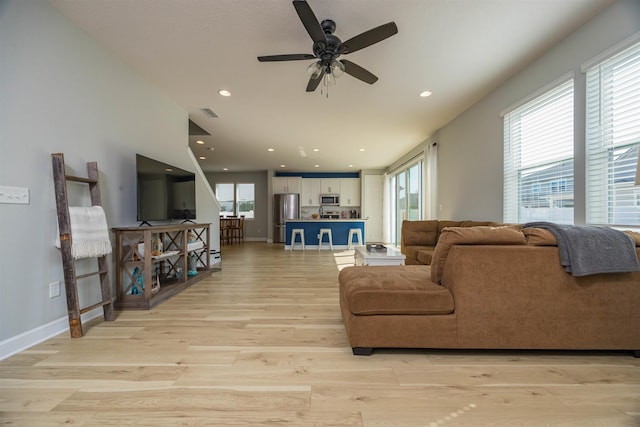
[1, 242, 639, 426]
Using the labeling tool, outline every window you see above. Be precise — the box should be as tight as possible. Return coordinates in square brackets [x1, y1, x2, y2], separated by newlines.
[503, 77, 574, 224]
[236, 183, 255, 218]
[215, 183, 255, 219]
[585, 39, 640, 226]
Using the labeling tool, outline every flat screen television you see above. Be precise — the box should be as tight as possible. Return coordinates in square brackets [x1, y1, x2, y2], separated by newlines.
[136, 154, 196, 222]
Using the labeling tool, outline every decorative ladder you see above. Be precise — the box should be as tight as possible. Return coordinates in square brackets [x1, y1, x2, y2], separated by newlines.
[51, 153, 114, 338]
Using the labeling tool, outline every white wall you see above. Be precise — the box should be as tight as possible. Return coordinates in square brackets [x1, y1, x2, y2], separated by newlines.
[434, 0, 640, 222]
[0, 0, 217, 357]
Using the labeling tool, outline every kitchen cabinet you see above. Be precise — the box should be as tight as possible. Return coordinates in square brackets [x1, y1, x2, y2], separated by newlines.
[320, 178, 341, 194]
[273, 177, 302, 194]
[301, 178, 321, 206]
[340, 178, 360, 206]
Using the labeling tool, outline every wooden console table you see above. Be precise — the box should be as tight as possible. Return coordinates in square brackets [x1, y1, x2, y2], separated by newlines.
[113, 223, 211, 309]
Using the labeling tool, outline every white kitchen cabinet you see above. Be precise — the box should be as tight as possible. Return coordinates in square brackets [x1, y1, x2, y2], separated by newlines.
[320, 178, 341, 194]
[340, 178, 360, 206]
[301, 178, 321, 206]
[273, 177, 302, 194]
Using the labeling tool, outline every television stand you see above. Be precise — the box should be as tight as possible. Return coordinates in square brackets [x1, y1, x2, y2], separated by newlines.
[112, 223, 211, 309]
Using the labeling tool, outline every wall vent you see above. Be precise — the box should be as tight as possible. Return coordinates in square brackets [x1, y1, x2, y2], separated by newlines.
[201, 108, 219, 118]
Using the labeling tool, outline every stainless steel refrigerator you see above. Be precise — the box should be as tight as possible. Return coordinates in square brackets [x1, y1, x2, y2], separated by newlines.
[273, 193, 300, 243]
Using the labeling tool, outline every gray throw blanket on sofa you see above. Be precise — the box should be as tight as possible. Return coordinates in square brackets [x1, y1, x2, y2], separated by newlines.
[524, 222, 640, 277]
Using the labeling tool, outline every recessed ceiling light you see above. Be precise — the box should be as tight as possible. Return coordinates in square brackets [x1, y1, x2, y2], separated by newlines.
[314, 164, 319, 168]
[199, 156, 206, 160]
[268, 148, 275, 152]
[419, 90, 432, 97]
[348, 164, 354, 168]
[196, 140, 205, 145]
[280, 164, 286, 168]
[165, 168, 173, 172]
[223, 168, 229, 171]
[359, 148, 365, 152]
[218, 89, 231, 97]
[209, 147, 215, 151]
[313, 148, 319, 152]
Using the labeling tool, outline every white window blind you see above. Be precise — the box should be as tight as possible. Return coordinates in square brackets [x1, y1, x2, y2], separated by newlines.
[585, 40, 640, 226]
[503, 78, 574, 224]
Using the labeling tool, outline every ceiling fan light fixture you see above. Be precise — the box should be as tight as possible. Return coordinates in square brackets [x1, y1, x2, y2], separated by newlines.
[307, 61, 323, 78]
[330, 59, 345, 78]
[324, 72, 336, 86]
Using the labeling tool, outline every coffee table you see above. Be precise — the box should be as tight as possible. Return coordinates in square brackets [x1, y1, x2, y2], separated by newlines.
[354, 245, 406, 266]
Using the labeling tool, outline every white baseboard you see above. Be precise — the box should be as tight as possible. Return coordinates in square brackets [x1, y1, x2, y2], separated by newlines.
[0, 307, 104, 361]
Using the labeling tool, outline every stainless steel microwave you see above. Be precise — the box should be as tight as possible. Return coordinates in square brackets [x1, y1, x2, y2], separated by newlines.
[320, 194, 340, 206]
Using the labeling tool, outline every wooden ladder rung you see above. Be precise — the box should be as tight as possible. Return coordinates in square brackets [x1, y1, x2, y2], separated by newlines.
[80, 300, 112, 315]
[76, 270, 106, 280]
[52, 153, 114, 338]
[65, 175, 98, 184]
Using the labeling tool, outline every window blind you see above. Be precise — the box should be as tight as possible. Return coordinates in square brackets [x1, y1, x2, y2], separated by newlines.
[585, 40, 640, 226]
[503, 79, 574, 224]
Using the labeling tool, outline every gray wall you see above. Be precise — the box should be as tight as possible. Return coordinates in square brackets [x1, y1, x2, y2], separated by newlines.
[206, 171, 270, 240]
[433, 0, 640, 223]
[0, 0, 218, 357]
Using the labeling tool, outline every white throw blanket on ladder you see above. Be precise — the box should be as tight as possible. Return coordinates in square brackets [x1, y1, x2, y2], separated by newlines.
[56, 206, 112, 259]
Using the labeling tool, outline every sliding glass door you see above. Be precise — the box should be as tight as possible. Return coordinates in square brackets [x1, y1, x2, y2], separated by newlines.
[390, 160, 423, 245]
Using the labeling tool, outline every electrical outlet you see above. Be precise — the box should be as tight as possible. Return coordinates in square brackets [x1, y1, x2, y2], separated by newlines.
[49, 281, 61, 298]
[0, 186, 30, 204]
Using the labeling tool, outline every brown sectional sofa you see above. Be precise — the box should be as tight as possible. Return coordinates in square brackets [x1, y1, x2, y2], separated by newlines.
[340, 226, 640, 356]
[401, 219, 499, 265]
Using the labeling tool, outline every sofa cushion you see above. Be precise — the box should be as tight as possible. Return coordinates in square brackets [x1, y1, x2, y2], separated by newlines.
[523, 227, 557, 246]
[403, 245, 425, 265]
[431, 226, 527, 283]
[402, 220, 438, 247]
[437, 220, 464, 235]
[416, 249, 435, 265]
[339, 265, 454, 315]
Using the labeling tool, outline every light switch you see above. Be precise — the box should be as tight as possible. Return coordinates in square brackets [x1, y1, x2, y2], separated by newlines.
[0, 186, 30, 204]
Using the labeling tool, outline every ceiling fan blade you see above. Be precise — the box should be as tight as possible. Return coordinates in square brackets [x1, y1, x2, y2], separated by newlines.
[341, 59, 378, 84]
[340, 22, 398, 54]
[293, 0, 327, 44]
[258, 54, 316, 62]
[306, 69, 325, 92]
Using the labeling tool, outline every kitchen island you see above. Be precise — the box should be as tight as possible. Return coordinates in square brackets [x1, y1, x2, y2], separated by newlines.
[284, 219, 365, 250]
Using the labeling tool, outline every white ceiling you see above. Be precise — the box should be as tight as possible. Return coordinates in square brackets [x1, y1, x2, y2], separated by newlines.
[49, 0, 613, 173]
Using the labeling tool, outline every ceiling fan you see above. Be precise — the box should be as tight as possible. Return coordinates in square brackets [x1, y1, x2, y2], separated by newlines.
[258, 0, 398, 92]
